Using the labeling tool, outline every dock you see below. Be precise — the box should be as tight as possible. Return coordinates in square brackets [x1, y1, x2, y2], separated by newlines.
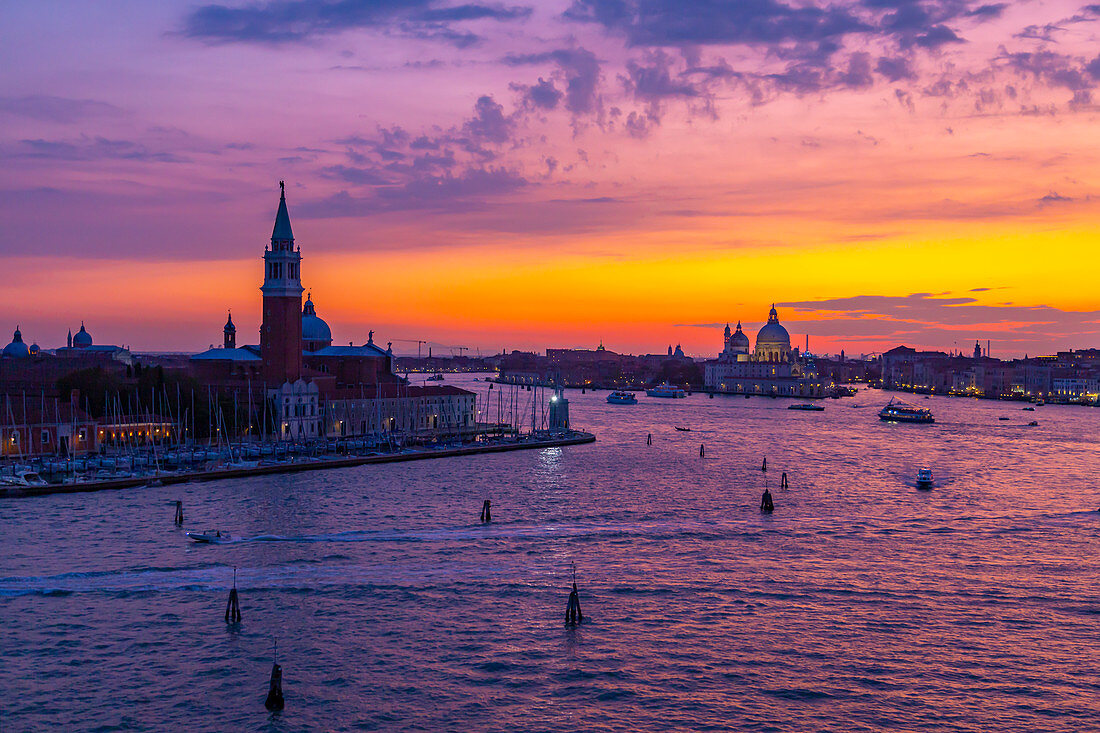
[1, 431, 596, 498]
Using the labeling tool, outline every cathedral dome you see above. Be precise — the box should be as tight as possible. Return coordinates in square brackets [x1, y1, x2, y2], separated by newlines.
[3, 327, 30, 358]
[302, 294, 332, 351]
[73, 323, 93, 348]
[755, 305, 790, 347]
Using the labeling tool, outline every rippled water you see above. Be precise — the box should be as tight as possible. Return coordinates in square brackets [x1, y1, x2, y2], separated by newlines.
[3, 376, 1100, 731]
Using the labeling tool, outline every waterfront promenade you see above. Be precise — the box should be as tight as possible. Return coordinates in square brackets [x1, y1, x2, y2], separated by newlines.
[1, 430, 595, 498]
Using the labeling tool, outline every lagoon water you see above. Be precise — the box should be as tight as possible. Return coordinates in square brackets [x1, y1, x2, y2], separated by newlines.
[2, 376, 1100, 731]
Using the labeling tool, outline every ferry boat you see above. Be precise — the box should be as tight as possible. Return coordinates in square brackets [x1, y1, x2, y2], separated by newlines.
[646, 383, 687, 398]
[606, 391, 638, 404]
[916, 467, 934, 490]
[788, 403, 824, 411]
[878, 398, 935, 423]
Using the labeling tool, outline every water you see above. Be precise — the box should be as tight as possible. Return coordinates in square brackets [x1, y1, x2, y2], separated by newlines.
[2, 376, 1099, 731]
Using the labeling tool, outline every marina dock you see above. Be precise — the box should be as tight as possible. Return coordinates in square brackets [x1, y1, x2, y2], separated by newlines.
[1, 431, 596, 498]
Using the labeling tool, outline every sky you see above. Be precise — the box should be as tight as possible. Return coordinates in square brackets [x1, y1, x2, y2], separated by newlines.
[2, 0, 1099, 358]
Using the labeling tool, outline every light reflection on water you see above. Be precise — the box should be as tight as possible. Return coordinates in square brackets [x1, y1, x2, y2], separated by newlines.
[1, 376, 1099, 731]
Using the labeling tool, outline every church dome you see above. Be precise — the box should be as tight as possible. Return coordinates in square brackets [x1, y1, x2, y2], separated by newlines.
[73, 322, 93, 348]
[730, 321, 750, 347]
[3, 327, 30, 358]
[302, 294, 332, 350]
[756, 305, 790, 346]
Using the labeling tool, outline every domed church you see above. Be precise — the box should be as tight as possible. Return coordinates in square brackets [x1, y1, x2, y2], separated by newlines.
[754, 305, 792, 362]
[706, 305, 822, 397]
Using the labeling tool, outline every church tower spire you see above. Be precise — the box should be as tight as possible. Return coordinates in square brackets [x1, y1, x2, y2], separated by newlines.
[224, 310, 236, 349]
[261, 181, 304, 385]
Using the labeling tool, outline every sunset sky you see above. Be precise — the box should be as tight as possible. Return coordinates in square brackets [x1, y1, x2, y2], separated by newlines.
[2, 0, 1099, 357]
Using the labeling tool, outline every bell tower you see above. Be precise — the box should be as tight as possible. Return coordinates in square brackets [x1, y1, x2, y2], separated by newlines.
[261, 181, 304, 384]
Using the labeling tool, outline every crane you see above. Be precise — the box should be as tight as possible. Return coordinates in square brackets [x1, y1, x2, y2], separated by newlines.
[389, 338, 428, 358]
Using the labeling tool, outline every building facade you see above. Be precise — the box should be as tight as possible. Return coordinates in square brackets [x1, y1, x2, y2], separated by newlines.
[704, 306, 823, 397]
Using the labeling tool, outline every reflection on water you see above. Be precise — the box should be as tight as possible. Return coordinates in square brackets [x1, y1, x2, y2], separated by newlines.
[2, 376, 1099, 731]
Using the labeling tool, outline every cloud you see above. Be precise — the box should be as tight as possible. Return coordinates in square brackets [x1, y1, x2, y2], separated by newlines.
[777, 293, 1100, 336]
[503, 47, 602, 115]
[0, 95, 121, 123]
[181, 0, 531, 45]
[463, 95, 513, 142]
[563, 0, 869, 48]
[512, 77, 564, 110]
[300, 165, 527, 216]
[14, 136, 187, 163]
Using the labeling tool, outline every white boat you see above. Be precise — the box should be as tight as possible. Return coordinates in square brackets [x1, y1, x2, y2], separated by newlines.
[0, 469, 49, 487]
[186, 530, 231, 544]
[788, 403, 824, 411]
[606, 391, 638, 404]
[646, 383, 687, 398]
[916, 468, 934, 489]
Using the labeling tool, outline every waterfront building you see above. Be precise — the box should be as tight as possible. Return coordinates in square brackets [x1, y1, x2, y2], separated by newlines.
[187, 182, 477, 441]
[0, 396, 97, 457]
[704, 306, 823, 397]
[56, 323, 133, 364]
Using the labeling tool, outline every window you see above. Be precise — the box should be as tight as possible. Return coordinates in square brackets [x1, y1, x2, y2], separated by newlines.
[41, 429, 50, 444]
[78, 428, 87, 441]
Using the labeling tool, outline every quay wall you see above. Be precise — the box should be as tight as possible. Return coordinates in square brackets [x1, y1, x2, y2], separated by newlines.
[2, 431, 596, 499]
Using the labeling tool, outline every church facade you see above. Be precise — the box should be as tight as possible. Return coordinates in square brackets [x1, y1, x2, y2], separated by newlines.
[189, 183, 476, 441]
[704, 306, 824, 397]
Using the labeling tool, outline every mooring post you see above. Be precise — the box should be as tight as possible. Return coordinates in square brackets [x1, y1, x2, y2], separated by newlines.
[781, 472, 788, 489]
[480, 499, 492, 523]
[174, 500, 184, 526]
[761, 456, 767, 472]
[565, 563, 583, 626]
[264, 639, 284, 712]
[646, 433, 652, 446]
[699, 443, 705, 458]
[225, 567, 241, 623]
[761, 486, 774, 512]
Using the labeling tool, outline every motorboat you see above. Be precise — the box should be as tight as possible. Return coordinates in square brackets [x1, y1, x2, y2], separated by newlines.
[606, 391, 638, 404]
[186, 530, 231, 544]
[1022, 407, 1035, 411]
[0, 469, 48, 487]
[916, 468, 934, 490]
[646, 383, 687, 398]
[426, 373, 444, 381]
[879, 398, 935, 423]
[998, 417, 1010, 421]
[1028, 420, 1039, 426]
[674, 426, 692, 432]
[788, 403, 824, 411]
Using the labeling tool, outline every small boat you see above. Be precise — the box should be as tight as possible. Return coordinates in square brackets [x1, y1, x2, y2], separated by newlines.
[674, 426, 692, 432]
[1028, 420, 1039, 426]
[606, 391, 638, 404]
[879, 398, 934, 423]
[186, 530, 231, 544]
[646, 383, 687, 398]
[998, 417, 1009, 421]
[426, 373, 444, 381]
[0, 469, 48, 487]
[1022, 407, 1035, 411]
[788, 403, 824, 411]
[916, 468, 934, 490]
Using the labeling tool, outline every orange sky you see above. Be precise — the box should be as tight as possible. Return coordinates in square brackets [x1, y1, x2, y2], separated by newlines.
[2, 0, 1100, 356]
